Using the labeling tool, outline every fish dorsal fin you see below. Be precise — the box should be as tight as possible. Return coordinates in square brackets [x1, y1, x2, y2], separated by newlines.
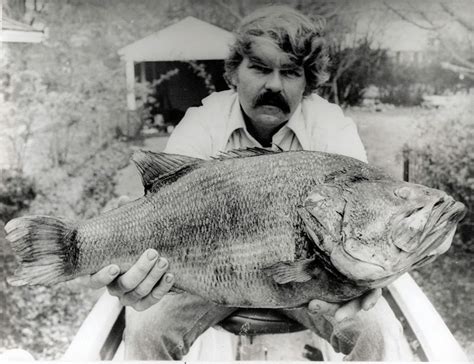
[132, 150, 201, 193]
[212, 147, 280, 161]
[262, 259, 318, 284]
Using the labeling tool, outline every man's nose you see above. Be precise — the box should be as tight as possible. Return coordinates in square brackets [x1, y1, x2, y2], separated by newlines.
[265, 72, 283, 92]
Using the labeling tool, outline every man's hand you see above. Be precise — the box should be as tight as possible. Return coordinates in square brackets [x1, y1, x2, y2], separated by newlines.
[86, 249, 174, 311]
[308, 288, 382, 322]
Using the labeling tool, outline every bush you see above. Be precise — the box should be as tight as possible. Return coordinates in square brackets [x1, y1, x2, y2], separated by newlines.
[376, 61, 469, 106]
[406, 100, 474, 248]
[0, 170, 36, 223]
[376, 63, 427, 106]
[321, 41, 390, 106]
[379, 83, 425, 106]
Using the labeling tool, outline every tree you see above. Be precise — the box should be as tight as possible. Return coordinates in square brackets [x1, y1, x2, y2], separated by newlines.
[384, 0, 474, 80]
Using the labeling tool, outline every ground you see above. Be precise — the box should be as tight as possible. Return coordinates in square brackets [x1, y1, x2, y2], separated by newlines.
[1, 106, 472, 360]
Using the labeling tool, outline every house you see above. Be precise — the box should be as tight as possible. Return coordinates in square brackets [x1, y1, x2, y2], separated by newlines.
[1, 15, 45, 43]
[117, 17, 234, 131]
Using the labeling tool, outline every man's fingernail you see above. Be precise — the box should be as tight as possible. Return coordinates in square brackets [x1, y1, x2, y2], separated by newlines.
[364, 301, 376, 311]
[165, 274, 173, 283]
[335, 314, 344, 322]
[147, 250, 158, 260]
[158, 258, 167, 269]
[335, 312, 349, 322]
[309, 303, 321, 313]
[109, 266, 119, 276]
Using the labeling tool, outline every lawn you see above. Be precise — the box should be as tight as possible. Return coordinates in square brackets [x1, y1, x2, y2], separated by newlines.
[346, 106, 423, 178]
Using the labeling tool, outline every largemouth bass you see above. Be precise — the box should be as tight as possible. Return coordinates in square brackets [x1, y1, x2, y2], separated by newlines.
[5, 149, 466, 308]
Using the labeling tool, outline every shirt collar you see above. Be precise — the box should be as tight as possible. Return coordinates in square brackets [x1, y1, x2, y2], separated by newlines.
[226, 95, 308, 148]
[227, 97, 246, 136]
[281, 102, 309, 149]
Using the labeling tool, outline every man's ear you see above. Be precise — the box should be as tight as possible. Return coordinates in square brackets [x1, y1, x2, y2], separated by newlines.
[225, 71, 238, 90]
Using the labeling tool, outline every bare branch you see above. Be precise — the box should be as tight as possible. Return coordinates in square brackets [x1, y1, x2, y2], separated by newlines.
[406, 2, 448, 29]
[437, 34, 474, 70]
[439, 1, 474, 32]
[211, 0, 243, 21]
[383, 0, 473, 74]
[441, 62, 474, 80]
[315, 1, 349, 20]
[382, 1, 444, 31]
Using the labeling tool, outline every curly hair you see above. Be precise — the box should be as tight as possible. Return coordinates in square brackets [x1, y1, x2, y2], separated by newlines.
[224, 5, 329, 96]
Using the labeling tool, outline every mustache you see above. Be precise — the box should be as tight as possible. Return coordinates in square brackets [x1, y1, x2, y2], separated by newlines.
[254, 92, 290, 114]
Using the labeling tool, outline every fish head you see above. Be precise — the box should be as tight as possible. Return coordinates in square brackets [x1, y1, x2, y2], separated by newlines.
[304, 180, 466, 286]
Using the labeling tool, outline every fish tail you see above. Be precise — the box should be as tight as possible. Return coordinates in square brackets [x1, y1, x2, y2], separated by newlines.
[5, 216, 79, 286]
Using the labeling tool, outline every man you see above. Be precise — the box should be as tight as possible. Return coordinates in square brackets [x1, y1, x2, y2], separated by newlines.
[88, 6, 412, 360]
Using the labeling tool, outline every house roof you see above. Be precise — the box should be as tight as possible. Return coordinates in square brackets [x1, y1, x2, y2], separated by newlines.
[1, 16, 44, 43]
[118, 16, 234, 62]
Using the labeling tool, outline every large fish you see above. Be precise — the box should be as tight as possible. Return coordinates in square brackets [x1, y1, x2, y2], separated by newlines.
[4, 149, 466, 308]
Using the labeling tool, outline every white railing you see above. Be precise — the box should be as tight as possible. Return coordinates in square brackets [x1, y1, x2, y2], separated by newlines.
[62, 289, 123, 361]
[388, 273, 468, 361]
[59, 273, 469, 361]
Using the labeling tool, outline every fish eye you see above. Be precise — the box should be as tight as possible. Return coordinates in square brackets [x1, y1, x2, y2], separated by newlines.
[394, 187, 413, 199]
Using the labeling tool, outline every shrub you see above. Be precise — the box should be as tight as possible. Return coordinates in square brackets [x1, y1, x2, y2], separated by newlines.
[406, 100, 474, 249]
[376, 61, 469, 106]
[0, 170, 36, 223]
[379, 83, 425, 106]
[376, 63, 426, 106]
[320, 41, 390, 106]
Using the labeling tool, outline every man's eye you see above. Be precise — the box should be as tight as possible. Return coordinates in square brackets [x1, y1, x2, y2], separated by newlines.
[282, 69, 302, 78]
[249, 64, 270, 74]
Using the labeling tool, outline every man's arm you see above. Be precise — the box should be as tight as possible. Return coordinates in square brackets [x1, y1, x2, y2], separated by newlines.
[327, 116, 368, 163]
[163, 106, 213, 158]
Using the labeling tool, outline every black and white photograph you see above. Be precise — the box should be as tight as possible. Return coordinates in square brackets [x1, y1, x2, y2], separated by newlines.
[0, 0, 473, 361]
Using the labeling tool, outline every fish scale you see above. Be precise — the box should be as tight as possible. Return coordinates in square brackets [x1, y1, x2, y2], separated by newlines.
[4, 148, 466, 308]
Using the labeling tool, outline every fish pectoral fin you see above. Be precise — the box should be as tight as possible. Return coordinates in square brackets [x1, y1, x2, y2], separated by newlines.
[131, 150, 201, 193]
[263, 259, 315, 284]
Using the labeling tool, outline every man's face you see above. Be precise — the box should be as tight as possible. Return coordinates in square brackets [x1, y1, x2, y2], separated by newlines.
[232, 40, 306, 129]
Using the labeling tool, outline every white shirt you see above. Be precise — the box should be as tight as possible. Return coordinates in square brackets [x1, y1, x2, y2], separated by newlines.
[164, 90, 367, 162]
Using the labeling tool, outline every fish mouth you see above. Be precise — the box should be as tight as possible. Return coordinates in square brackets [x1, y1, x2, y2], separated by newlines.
[394, 197, 466, 271]
[414, 198, 465, 255]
